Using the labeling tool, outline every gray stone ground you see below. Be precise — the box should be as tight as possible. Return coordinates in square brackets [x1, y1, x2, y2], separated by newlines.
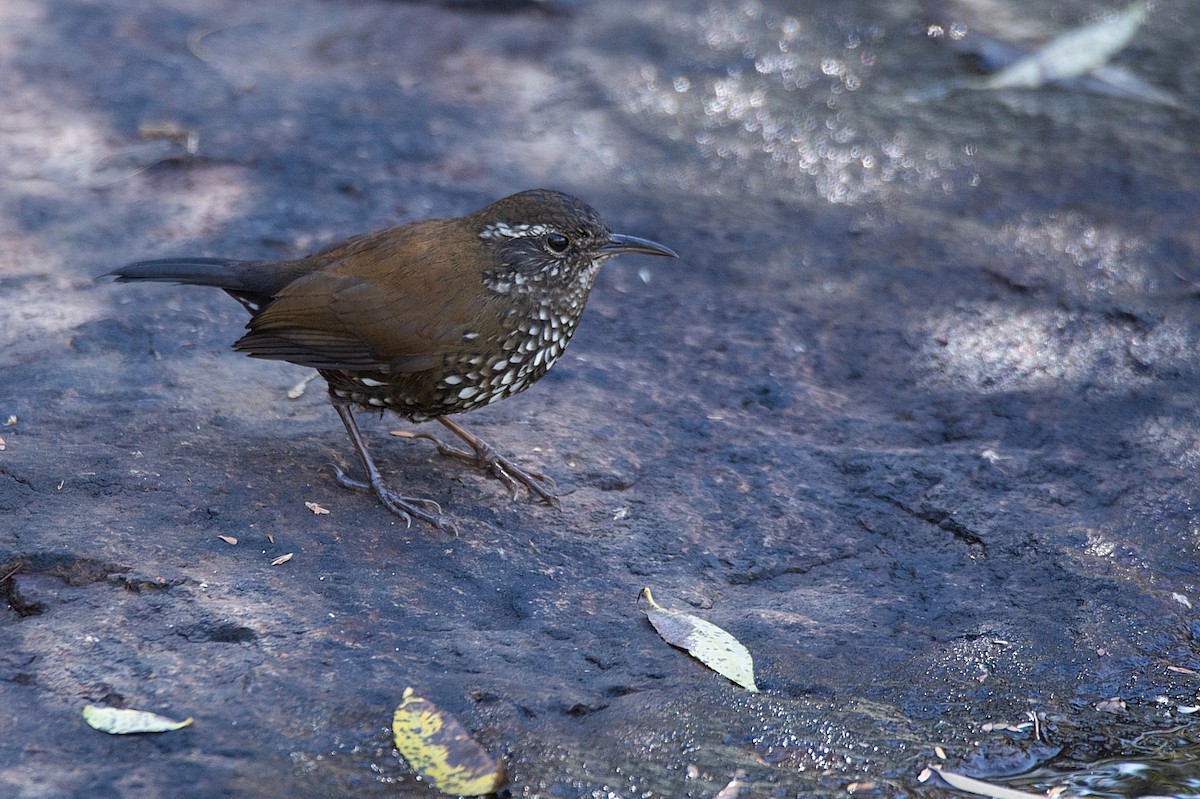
[3, 0, 1200, 796]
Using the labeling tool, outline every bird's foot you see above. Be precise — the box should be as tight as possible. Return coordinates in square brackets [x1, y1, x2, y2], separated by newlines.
[328, 463, 444, 528]
[394, 428, 560, 507]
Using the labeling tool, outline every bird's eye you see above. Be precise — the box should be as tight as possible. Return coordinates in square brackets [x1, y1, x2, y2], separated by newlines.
[545, 233, 570, 254]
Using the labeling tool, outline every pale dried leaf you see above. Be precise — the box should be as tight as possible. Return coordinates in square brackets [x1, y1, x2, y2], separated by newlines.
[305, 501, 330, 515]
[83, 705, 193, 734]
[929, 766, 1050, 799]
[713, 770, 747, 799]
[217, 535, 238, 545]
[271, 553, 294, 566]
[641, 588, 758, 691]
[978, 2, 1148, 90]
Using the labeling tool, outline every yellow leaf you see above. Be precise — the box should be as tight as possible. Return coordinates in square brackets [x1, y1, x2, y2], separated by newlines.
[83, 705, 193, 734]
[392, 687, 504, 796]
[641, 588, 758, 691]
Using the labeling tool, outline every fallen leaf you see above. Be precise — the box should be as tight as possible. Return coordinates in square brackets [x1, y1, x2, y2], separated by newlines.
[909, 2, 1186, 111]
[976, 2, 1149, 90]
[392, 687, 505, 796]
[0, 436, 6, 451]
[926, 765, 1049, 799]
[305, 501, 330, 515]
[271, 553, 294, 566]
[217, 535, 238, 546]
[713, 770, 748, 799]
[641, 587, 758, 691]
[83, 705, 193, 734]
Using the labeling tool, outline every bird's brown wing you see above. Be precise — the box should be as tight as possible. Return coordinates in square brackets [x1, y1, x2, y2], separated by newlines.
[234, 271, 470, 373]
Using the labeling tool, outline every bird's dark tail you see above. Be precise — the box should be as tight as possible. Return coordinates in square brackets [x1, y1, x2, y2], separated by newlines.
[108, 257, 263, 288]
[107, 258, 298, 314]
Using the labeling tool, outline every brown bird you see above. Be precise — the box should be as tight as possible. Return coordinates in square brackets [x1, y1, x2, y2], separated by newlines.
[109, 189, 677, 525]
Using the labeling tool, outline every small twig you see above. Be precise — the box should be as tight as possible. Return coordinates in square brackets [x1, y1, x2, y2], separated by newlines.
[1026, 710, 1041, 742]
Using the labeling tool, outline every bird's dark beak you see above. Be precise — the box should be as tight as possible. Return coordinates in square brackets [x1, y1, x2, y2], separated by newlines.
[601, 233, 678, 259]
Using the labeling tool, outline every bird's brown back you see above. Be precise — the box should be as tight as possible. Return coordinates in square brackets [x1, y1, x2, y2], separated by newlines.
[236, 217, 493, 374]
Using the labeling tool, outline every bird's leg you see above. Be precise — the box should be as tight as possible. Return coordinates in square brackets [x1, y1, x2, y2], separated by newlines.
[402, 417, 559, 506]
[329, 403, 443, 527]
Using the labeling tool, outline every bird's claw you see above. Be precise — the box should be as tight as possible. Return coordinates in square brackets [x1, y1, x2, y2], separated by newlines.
[489, 457, 559, 506]
[328, 463, 444, 528]
[398, 431, 559, 507]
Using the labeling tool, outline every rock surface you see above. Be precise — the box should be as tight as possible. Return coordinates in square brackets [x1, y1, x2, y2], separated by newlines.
[3, 0, 1200, 796]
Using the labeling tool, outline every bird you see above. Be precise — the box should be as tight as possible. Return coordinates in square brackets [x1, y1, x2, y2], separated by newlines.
[108, 189, 678, 526]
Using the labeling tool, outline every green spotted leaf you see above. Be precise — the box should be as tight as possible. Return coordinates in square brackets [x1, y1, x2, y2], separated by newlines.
[392, 687, 504, 796]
